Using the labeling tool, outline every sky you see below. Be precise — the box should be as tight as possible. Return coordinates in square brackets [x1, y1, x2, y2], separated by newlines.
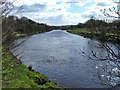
[10, 0, 118, 26]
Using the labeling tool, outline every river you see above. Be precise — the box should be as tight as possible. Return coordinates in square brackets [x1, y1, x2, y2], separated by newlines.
[12, 30, 120, 88]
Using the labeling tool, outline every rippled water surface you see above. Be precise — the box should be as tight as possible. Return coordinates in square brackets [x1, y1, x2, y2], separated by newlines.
[13, 30, 120, 88]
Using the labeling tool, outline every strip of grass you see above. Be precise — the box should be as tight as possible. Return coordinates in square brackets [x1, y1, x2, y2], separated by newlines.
[2, 46, 61, 89]
[67, 28, 89, 34]
[67, 28, 120, 43]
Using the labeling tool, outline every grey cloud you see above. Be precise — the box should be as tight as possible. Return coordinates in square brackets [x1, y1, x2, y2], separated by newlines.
[82, 14, 93, 18]
[65, 1, 79, 4]
[82, 12, 97, 18]
[33, 14, 65, 25]
[57, 8, 62, 11]
[65, 0, 79, 4]
[97, 3, 109, 6]
[49, 15, 63, 20]
[14, 4, 46, 13]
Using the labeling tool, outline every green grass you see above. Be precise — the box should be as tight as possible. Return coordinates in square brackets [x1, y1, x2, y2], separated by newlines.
[67, 28, 120, 43]
[67, 28, 89, 34]
[67, 28, 94, 38]
[2, 47, 61, 89]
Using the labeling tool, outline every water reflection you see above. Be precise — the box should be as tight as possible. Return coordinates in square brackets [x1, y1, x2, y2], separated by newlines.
[95, 60, 120, 87]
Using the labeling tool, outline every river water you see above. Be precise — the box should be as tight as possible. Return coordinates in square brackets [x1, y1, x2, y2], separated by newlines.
[12, 30, 120, 88]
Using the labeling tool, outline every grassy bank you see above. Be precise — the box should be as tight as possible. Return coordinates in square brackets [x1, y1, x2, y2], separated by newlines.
[2, 46, 61, 89]
[2, 15, 61, 89]
[67, 28, 120, 43]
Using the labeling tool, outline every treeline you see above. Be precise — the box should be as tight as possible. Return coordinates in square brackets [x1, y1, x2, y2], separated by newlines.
[52, 23, 85, 30]
[2, 15, 120, 45]
[85, 18, 120, 33]
[68, 18, 120, 43]
[2, 15, 85, 45]
[2, 16, 53, 45]
[2, 16, 54, 34]
[85, 19, 120, 42]
[54, 18, 120, 34]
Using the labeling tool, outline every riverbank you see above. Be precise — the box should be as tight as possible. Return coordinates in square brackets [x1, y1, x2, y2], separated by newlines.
[67, 28, 120, 43]
[2, 46, 61, 88]
[2, 16, 60, 89]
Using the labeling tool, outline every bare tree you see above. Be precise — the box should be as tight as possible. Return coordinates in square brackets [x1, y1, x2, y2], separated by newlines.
[82, 0, 120, 87]
[93, 0, 120, 62]
[97, 0, 120, 87]
[1, 0, 27, 50]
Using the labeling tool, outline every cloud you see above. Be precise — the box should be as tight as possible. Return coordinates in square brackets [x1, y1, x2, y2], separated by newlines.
[65, 1, 79, 4]
[97, 2, 110, 6]
[10, 0, 118, 25]
[30, 13, 65, 26]
[20, 4, 46, 13]
[42, 15, 65, 25]
[21, 12, 84, 26]
[82, 14, 95, 18]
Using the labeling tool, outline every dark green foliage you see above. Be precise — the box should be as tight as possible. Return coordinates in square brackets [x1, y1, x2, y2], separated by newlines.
[2, 16, 53, 45]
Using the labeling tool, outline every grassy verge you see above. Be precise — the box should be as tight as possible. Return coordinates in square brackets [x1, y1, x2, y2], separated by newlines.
[2, 46, 61, 89]
[67, 28, 120, 43]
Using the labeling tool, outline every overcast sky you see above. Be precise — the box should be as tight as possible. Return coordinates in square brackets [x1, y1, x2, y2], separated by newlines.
[11, 0, 118, 26]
